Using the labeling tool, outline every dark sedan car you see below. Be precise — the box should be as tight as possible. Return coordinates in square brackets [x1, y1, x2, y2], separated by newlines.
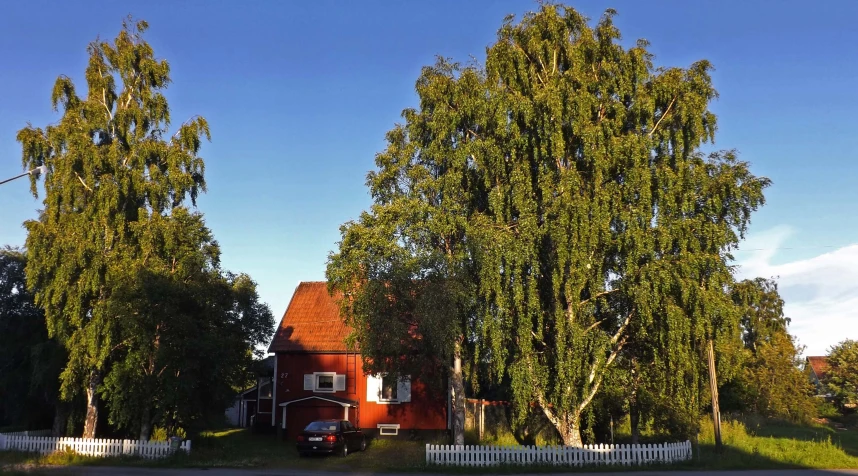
[296, 419, 366, 457]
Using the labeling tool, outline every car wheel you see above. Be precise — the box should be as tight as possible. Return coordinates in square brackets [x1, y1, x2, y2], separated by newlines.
[360, 438, 367, 452]
[340, 443, 348, 457]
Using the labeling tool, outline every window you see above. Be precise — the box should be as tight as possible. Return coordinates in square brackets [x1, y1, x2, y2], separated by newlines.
[367, 374, 411, 403]
[380, 375, 398, 402]
[317, 374, 334, 392]
[342, 421, 354, 432]
[304, 372, 346, 392]
[378, 423, 400, 436]
[305, 421, 338, 432]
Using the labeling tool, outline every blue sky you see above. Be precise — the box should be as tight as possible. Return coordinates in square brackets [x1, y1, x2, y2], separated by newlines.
[1, 0, 856, 356]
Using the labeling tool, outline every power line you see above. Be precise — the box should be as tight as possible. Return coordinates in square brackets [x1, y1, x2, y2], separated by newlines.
[737, 245, 847, 251]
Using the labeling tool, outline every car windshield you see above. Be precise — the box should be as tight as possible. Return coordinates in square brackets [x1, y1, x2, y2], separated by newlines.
[304, 421, 339, 432]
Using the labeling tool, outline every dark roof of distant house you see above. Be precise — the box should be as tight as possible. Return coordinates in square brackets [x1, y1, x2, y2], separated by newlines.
[807, 356, 830, 379]
[267, 282, 353, 353]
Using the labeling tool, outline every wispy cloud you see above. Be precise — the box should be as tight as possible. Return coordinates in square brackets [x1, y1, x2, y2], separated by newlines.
[734, 226, 858, 356]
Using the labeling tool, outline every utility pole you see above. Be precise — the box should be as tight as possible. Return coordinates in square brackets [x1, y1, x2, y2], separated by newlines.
[707, 338, 723, 453]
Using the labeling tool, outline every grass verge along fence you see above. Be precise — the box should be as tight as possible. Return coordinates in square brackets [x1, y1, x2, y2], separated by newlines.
[0, 430, 51, 437]
[0, 434, 191, 459]
[426, 441, 691, 467]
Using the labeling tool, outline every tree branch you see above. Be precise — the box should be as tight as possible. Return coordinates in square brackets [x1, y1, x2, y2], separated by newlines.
[584, 318, 607, 334]
[109, 339, 131, 354]
[579, 333, 628, 412]
[97, 66, 113, 122]
[513, 42, 545, 85]
[648, 96, 677, 138]
[531, 330, 546, 347]
[76, 173, 93, 192]
[536, 390, 562, 429]
[579, 289, 619, 306]
[552, 48, 558, 75]
[170, 116, 203, 144]
[611, 310, 634, 345]
[123, 73, 139, 110]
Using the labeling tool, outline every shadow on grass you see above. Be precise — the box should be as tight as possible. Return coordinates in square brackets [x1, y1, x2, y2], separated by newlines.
[736, 415, 858, 460]
[171, 428, 428, 471]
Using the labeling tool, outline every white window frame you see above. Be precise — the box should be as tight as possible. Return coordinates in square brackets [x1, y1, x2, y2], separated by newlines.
[377, 423, 400, 436]
[313, 372, 336, 393]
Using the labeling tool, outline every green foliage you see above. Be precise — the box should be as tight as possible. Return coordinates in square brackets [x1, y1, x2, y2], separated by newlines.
[826, 339, 858, 412]
[329, 3, 769, 445]
[718, 278, 816, 423]
[0, 247, 63, 430]
[97, 209, 274, 437]
[150, 426, 187, 442]
[736, 332, 817, 422]
[16, 17, 272, 438]
[731, 278, 789, 352]
[817, 400, 840, 419]
[19, 16, 208, 410]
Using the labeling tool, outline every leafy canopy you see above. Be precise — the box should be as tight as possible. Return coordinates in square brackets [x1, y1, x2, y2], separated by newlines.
[18, 18, 210, 398]
[826, 339, 858, 412]
[330, 3, 770, 444]
[15, 17, 273, 438]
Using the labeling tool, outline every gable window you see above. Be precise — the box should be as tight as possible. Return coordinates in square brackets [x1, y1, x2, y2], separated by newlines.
[317, 374, 334, 391]
[380, 375, 398, 402]
[304, 372, 346, 393]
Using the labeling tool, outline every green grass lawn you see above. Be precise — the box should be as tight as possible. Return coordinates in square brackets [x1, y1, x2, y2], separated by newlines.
[689, 416, 858, 469]
[172, 428, 429, 471]
[0, 429, 430, 473]
[4, 417, 858, 473]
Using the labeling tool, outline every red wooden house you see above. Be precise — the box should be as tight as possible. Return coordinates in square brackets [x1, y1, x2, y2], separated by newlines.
[266, 281, 450, 440]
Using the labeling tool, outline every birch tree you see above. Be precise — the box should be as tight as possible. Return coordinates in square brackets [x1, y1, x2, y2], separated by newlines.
[17, 18, 209, 438]
[330, 4, 769, 446]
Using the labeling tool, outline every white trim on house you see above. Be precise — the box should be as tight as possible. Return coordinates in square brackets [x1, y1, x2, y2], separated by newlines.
[277, 395, 357, 429]
[258, 378, 273, 399]
[271, 354, 278, 426]
[277, 396, 357, 407]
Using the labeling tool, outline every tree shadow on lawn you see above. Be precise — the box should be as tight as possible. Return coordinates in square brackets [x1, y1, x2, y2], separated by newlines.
[178, 428, 426, 471]
[689, 443, 817, 471]
[740, 417, 858, 459]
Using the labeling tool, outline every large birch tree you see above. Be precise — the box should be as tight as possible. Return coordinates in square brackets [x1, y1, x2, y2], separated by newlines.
[330, 4, 769, 446]
[17, 18, 209, 438]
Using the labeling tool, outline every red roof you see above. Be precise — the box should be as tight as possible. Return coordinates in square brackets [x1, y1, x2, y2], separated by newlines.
[807, 356, 830, 379]
[268, 282, 353, 353]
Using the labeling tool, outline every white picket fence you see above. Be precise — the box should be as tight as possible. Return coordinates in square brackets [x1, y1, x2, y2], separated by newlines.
[0, 434, 191, 459]
[426, 441, 692, 467]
